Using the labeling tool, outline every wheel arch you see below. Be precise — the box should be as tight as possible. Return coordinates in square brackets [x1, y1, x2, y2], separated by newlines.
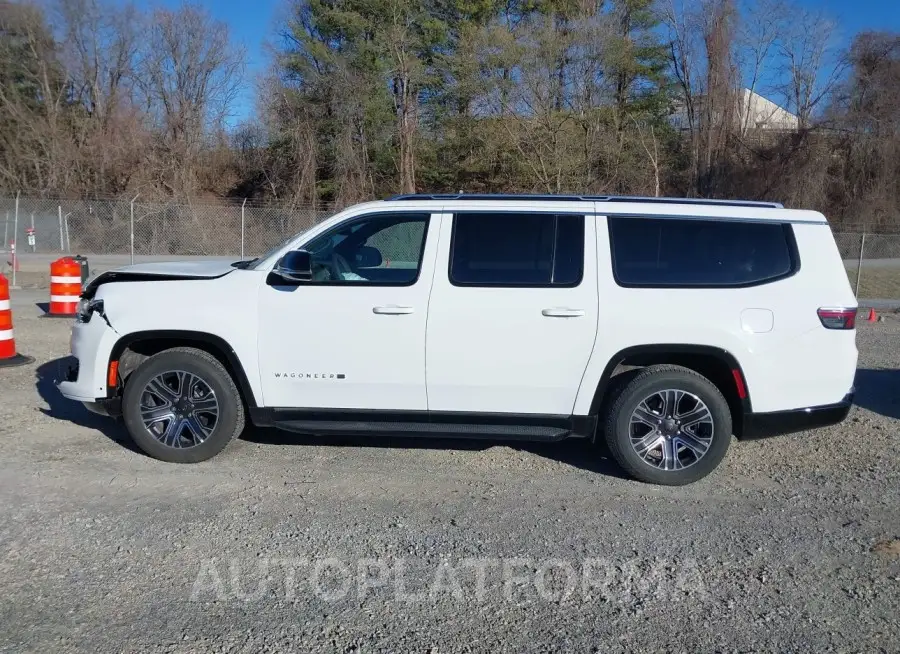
[108, 330, 258, 407]
[587, 344, 751, 437]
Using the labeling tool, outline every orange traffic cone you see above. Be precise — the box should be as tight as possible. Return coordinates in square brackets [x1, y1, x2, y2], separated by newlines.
[867, 308, 877, 322]
[0, 273, 34, 368]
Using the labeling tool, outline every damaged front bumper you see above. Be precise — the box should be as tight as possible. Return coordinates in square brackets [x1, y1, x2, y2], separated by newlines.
[82, 397, 123, 418]
[57, 306, 119, 404]
[58, 358, 122, 417]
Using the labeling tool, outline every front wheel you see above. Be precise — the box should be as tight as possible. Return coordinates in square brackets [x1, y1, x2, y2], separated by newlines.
[121, 347, 245, 463]
[603, 365, 732, 485]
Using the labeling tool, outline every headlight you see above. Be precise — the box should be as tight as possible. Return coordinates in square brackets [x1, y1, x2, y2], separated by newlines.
[75, 298, 103, 323]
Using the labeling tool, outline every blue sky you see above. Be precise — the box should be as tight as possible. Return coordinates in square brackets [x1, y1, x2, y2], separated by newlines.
[149, 0, 900, 125]
[806, 0, 900, 37]
[153, 0, 283, 125]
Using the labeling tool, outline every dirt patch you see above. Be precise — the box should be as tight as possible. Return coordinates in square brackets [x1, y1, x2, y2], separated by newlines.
[871, 539, 900, 559]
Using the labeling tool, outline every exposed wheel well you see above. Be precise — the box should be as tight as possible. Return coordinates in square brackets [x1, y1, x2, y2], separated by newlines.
[591, 347, 750, 437]
[109, 331, 257, 408]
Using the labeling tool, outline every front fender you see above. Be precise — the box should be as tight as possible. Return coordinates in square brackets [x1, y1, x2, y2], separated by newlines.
[107, 330, 260, 407]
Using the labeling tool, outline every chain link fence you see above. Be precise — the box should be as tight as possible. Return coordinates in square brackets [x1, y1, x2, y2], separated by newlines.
[0, 195, 331, 260]
[834, 230, 900, 302]
[2, 196, 900, 302]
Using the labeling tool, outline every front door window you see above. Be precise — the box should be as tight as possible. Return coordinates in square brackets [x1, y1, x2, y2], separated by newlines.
[303, 213, 430, 285]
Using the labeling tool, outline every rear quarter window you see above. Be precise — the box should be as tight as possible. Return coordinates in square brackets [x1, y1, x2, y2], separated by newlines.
[608, 217, 799, 288]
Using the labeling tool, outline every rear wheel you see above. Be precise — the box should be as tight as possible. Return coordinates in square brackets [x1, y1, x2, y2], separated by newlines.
[122, 347, 245, 463]
[603, 365, 732, 485]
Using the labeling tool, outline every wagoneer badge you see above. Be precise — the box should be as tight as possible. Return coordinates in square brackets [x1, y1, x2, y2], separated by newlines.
[274, 372, 346, 380]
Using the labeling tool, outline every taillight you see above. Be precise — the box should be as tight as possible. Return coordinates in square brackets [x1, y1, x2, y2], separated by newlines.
[817, 308, 856, 330]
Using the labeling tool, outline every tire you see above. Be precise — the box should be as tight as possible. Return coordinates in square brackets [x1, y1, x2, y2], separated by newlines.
[603, 365, 732, 486]
[122, 347, 245, 463]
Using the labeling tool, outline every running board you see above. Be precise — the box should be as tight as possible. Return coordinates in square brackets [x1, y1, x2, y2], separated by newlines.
[271, 419, 574, 442]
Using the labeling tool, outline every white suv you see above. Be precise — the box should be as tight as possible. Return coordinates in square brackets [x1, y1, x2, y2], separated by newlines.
[58, 194, 858, 485]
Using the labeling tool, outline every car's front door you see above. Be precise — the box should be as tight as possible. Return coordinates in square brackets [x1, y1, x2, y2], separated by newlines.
[257, 211, 440, 410]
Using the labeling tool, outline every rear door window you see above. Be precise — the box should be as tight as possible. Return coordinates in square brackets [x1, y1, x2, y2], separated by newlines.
[450, 213, 584, 287]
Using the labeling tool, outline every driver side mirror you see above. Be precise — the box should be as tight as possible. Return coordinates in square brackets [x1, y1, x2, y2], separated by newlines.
[273, 249, 313, 283]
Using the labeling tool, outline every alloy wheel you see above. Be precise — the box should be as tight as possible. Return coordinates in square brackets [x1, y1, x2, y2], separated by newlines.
[628, 389, 715, 471]
[139, 370, 220, 448]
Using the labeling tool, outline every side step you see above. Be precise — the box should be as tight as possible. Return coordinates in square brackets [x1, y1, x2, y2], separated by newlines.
[272, 419, 573, 442]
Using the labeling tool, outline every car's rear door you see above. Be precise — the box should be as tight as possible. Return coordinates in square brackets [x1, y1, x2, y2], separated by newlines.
[425, 206, 599, 415]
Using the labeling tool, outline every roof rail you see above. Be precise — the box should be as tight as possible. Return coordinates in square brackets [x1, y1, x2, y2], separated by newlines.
[387, 193, 784, 209]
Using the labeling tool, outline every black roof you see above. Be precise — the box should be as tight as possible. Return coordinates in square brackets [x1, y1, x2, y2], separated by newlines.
[387, 193, 784, 209]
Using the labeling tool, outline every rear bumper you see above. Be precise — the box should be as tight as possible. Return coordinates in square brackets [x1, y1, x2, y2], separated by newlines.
[741, 390, 854, 439]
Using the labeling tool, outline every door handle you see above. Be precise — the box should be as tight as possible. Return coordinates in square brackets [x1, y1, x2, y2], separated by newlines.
[541, 308, 585, 318]
[373, 306, 415, 315]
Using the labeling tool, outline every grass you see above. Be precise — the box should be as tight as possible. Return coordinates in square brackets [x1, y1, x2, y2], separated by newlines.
[846, 266, 900, 300]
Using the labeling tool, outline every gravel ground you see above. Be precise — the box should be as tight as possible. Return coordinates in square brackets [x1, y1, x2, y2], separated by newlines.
[1, 290, 898, 653]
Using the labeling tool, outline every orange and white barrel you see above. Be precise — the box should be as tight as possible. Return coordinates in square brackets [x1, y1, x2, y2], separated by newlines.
[49, 257, 82, 316]
[0, 273, 33, 367]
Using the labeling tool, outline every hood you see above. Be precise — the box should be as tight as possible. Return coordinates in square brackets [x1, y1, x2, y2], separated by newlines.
[81, 259, 238, 299]
[109, 259, 239, 277]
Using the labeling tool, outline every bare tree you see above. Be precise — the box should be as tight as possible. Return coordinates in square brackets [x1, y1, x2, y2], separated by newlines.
[631, 115, 662, 196]
[51, 0, 145, 195]
[237, 89, 320, 209]
[699, 0, 738, 195]
[55, 0, 140, 125]
[271, 0, 377, 207]
[665, 0, 738, 195]
[664, 0, 704, 193]
[777, 7, 846, 128]
[386, 1, 422, 194]
[829, 32, 900, 227]
[0, 2, 71, 192]
[0, 0, 897, 234]
[485, 16, 583, 193]
[734, 0, 786, 134]
[137, 3, 245, 197]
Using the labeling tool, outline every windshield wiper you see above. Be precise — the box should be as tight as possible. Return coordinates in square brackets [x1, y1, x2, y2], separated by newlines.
[231, 258, 258, 269]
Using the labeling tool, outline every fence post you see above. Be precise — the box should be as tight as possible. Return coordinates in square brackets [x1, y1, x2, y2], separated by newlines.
[58, 205, 64, 250]
[12, 191, 19, 288]
[64, 213, 71, 252]
[4, 211, 8, 251]
[241, 198, 247, 259]
[855, 230, 866, 299]
[130, 193, 140, 265]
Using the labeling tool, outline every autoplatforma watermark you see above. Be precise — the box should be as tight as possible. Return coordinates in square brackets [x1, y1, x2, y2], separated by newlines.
[190, 555, 708, 604]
